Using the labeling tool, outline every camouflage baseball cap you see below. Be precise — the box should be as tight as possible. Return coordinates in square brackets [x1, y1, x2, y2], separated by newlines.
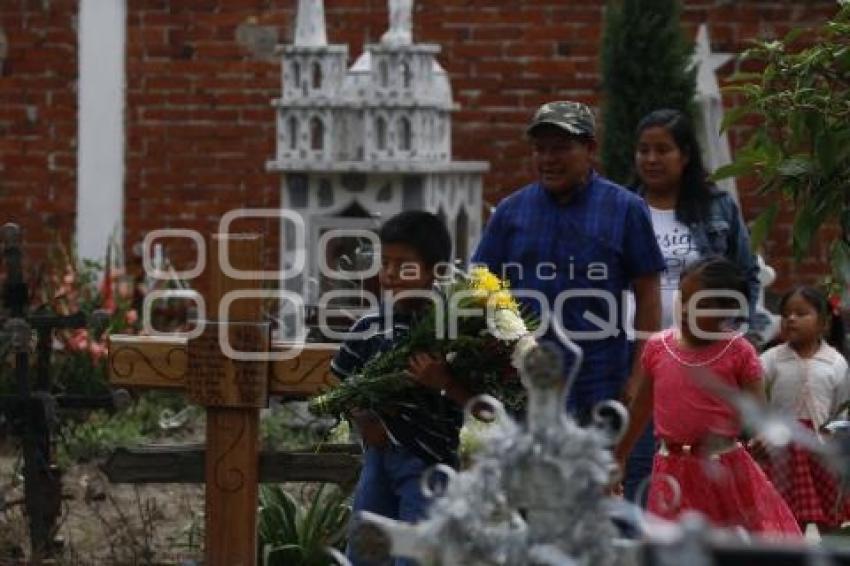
[527, 101, 596, 138]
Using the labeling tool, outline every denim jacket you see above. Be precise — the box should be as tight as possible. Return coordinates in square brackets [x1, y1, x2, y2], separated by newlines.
[637, 185, 766, 336]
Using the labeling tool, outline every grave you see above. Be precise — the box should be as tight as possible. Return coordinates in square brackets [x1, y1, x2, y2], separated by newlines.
[106, 233, 356, 566]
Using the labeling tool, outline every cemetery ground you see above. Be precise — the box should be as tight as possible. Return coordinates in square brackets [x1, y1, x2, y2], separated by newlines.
[0, 396, 351, 565]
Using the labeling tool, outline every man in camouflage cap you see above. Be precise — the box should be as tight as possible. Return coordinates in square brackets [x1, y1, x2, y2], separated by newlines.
[527, 100, 597, 139]
[473, 100, 663, 434]
[523, 100, 598, 200]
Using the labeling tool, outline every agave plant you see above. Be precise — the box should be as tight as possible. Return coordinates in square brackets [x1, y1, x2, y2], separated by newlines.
[257, 483, 352, 566]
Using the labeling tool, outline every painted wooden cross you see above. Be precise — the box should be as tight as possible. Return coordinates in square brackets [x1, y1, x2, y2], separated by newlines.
[107, 233, 341, 566]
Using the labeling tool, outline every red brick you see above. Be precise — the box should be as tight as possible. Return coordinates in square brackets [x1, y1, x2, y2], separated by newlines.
[4, 0, 837, 282]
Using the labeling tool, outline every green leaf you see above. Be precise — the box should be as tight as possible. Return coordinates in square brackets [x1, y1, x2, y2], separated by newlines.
[791, 201, 822, 259]
[749, 204, 779, 251]
[726, 71, 766, 83]
[264, 544, 304, 566]
[257, 483, 351, 565]
[814, 128, 839, 176]
[788, 113, 810, 148]
[831, 239, 850, 282]
[712, 161, 753, 181]
[776, 156, 814, 178]
[783, 26, 806, 45]
[300, 483, 325, 550]
[836, 44, 850, 71]
[720, 106, 751, 133]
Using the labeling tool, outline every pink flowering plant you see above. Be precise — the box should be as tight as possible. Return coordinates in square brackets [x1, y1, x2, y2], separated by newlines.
[40, 243, 141, 394]
[0, 241, 141, 395]
[35, 240, 195, 395]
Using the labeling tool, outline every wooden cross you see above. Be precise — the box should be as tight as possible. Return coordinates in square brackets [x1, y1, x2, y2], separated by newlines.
[107, 233, 340, 566]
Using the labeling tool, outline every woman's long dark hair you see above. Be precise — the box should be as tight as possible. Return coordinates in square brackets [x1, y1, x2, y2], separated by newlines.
[633, 109, 713, 225]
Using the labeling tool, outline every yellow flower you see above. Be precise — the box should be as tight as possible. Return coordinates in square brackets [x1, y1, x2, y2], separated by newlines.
[489, 290, 519, 312]
[470, 267, 503, 293]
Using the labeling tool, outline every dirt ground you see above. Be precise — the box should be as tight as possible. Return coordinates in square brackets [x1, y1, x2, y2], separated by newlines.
[0, 439, 205, 565]
[0, 400, 347, 565]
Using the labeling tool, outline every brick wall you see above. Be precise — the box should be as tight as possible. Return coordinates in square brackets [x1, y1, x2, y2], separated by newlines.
[0, 0, 841, 292]
[0, 0, 78, 265]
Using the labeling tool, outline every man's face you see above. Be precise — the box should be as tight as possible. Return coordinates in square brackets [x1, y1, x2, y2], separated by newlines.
[530, 127, 595, 197]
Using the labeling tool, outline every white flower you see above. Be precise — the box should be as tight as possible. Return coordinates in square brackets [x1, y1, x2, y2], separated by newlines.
[490, 308, 527, 341]
[445, 351, 457, 363]
[511, 334, 538, 370]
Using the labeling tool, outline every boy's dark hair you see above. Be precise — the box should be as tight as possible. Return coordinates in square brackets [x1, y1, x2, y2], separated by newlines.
[681, 255, 748, 311]
[379, 210, 452, 268]
[779, 286, 847, 354]
[633, 109, 712, 225]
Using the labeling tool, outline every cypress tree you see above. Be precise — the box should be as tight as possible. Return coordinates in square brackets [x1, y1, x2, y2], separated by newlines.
[600, 0, 697, 186]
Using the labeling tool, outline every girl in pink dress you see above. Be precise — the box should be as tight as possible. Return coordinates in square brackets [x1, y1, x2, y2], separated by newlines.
[759, 286, 849, 531]
[616, 256, 800, 536]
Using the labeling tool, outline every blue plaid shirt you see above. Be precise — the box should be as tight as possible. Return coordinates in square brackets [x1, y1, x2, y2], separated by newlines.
[473, 171, 665, 411]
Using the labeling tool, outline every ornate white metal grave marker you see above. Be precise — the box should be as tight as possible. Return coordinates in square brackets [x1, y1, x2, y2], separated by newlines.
[352, 342, 636, 566]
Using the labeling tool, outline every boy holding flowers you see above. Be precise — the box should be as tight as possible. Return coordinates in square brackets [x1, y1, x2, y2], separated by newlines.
[330, 211, 472, 565]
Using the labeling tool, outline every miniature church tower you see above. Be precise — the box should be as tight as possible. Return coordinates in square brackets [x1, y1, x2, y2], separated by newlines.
[269, 0, 489, 319]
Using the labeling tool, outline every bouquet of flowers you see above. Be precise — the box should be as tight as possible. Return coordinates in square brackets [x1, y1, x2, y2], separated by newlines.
[308, 267, 537, 416]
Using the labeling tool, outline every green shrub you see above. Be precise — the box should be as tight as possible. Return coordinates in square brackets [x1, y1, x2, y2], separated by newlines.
[717, 4, 850, 292]
[600, 0, 697, 184]
[57, 392, 188, 466]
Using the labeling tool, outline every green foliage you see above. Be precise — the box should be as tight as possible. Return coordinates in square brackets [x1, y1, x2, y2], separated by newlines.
[718, 5, 850, 293]
[260, 406, 350, 451]
[600, 0, 697, 184]
[257, 484, 351, 566]
[0, 236, 191, 400]
[0, 240, 138, 397]
[57, 392, 188, 465]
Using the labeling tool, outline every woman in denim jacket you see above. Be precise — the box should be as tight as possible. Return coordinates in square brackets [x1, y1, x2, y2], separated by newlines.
[633, 108, 762, 332]
[622, 108, 764, 505]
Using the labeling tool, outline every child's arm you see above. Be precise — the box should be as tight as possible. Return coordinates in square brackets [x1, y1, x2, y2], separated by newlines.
[740, 376, 771, 457]
[740, 377, 767, 405]
[622, 273, 661, 406]
[614, 370, 654, 471]
[349, 408, 390, 448]
[408, 352, 474, 407]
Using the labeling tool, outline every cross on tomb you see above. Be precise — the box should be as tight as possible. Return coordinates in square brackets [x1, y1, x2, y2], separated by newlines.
[106, 233, 348, 566]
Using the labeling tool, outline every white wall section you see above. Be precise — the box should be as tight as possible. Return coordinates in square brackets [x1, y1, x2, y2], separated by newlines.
[77, 0, 126, 262]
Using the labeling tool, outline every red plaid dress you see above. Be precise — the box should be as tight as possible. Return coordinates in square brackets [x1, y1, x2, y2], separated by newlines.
[759, 421, 850, 528]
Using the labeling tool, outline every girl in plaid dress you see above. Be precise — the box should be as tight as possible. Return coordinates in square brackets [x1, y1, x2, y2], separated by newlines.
[760, 286, 850, 531]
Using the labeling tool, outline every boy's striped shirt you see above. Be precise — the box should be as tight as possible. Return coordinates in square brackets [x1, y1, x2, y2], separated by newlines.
[330, 311, 462, 467]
